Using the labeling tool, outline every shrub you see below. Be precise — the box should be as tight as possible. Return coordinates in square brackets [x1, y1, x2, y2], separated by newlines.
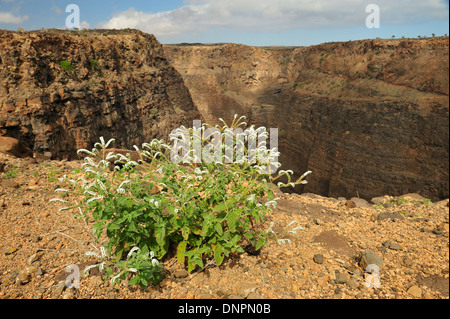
[52, 115, 310, 288]
[60, 60, 75, 71]
[89, 59, 99, 69]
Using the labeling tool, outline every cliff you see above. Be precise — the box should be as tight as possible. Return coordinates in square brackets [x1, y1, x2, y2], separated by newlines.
[164, 38, 449, 201]
[0, 29, 200, 159]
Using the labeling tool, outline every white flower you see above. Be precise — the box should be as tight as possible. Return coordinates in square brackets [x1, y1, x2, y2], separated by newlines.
[96, 179, 107, 192]
[278, 239, 291, 245]
[84, 190, 97, 196]
[100, 246, 107, 258]
[117, 180, 130, 189]
[55, 188, 70, 193]
[111, 273, 121, 284]
[49, 198, 69, 204]
[85, 251, 102, 259]
[77, 149, 97, 157]
[289, 226, 304, 234]
[265, 200, 278, 209]
[83, 262, 105, 274]
[86, 196, 103, 204]
[127, 246, 140, 259]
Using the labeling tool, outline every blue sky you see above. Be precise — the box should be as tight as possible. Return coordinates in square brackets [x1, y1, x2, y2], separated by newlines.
[1, 0, 449, 46]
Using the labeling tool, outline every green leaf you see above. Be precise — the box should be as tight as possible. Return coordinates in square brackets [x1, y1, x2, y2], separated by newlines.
[155, 227, 166, 247]
[214, 244, 225, 266]
[214, 223, 223, 236]
[182, 226, 190, 241]
[227, 208, 242, 233]
[177, 241, 187, 264]
[128, 221, 138, 233]
[189, 225, 202, 235]
[128, 276, 140, 286]
[107, 222, 121, 231]
[255, 237, 266, 251]
[201, 222, 211, 238]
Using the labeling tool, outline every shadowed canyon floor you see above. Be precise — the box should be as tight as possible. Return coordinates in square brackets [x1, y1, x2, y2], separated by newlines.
[0, 153, 448, 299]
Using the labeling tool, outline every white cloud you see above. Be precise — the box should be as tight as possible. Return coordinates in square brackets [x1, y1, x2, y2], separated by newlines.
[51, 3, 63, 15]
[97, 0, 449, 39]
[80, 21, 90, 30]
[0, 11, 28, 24]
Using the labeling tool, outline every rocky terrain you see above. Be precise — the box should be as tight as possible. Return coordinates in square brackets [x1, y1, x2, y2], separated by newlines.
[164, 37, 449, 202]
[0, 29, 201, 160]
[0, 152, 448, 299]
[0, 30, 448, 300]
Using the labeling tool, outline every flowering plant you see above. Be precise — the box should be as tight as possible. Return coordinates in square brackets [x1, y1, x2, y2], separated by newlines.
[52, 116, 310, 287]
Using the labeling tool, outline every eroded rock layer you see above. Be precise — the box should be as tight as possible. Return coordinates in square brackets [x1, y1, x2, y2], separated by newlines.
[164, 38, 449, 201]
[0, 29, 200, 159]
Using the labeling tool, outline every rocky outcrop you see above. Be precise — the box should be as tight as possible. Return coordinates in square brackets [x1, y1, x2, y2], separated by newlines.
[164, 38, 449, 201]
[0, 29, 200, 160]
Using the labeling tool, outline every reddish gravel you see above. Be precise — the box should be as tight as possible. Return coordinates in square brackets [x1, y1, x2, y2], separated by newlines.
[0, 152, 448, 299]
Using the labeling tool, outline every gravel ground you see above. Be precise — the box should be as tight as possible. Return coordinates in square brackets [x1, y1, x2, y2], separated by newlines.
[0, 152, 448, 300]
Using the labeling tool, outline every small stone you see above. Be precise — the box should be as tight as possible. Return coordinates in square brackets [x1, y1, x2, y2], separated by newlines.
[313, 254, 324, 264]
[382, 240, 391, 248]
[160, 278, 172, 288]
[54, 281, 66, 295]
[345, 200, 356, 209]
[371, 196, 391, 205]
[1, 180, 19, 188]
[377, 212, 404, 222]
[359, 249, 384, 270]
[32, 235, 42, 243]
[350, 197, 371, 208]
[41, 212, 50, 218]
[399, 193, 426, 202]
[173, 270, 189, 279]
[92, 276, 103, 287]
[236, 282, 258, 298]
[26, 265, 43, 276]
[5, 246, 19, 255]
[388, 243, 403, 251]
[335, 271, 350, 284]
[378, 246, 387, 253]
[314, 218, 324, 226]
[15, 272, 31, 285]
[407, 285, 422, 298]
[27, 253, 38, 265]
[347, 278, 359, 289]
[402, 256, 413, 267]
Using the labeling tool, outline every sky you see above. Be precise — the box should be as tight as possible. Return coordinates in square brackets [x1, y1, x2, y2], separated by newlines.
[0, 0, 449, 46]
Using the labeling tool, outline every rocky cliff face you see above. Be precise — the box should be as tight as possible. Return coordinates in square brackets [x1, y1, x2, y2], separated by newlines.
[164, 38, 449, 201]
[0, 29, 200, 159]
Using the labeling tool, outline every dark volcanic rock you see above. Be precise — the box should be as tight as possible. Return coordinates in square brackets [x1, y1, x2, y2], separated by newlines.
[0, 29, 201, 160]
[165, 38, 449, 202]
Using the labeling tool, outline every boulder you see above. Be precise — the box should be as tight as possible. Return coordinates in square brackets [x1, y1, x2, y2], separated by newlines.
[0, 136, 32, 158]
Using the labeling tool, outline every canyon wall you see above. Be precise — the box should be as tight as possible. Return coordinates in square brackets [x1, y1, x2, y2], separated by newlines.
[164, 38, 449, 201]
[0, 29, 200, 159]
